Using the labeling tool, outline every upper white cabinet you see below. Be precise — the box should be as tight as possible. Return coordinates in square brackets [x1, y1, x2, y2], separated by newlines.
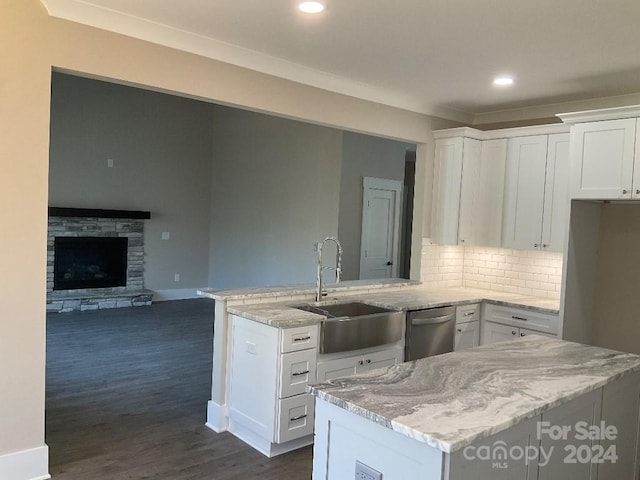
[568, 118, 639, 199]
[502, 133, 570, 252]
[431, 128, 507, 247]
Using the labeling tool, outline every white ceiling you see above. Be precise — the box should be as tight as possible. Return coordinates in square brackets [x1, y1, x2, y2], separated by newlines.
[42, 0, 640, 124]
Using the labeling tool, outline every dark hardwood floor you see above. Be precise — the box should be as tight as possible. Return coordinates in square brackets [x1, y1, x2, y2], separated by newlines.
[46, 299, 313, 479]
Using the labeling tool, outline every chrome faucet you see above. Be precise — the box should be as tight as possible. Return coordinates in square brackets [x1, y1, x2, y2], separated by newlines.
[316, 237, 343, 302]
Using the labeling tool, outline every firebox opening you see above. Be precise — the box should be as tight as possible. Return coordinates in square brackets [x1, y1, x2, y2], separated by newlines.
[54, 237, 128, 290]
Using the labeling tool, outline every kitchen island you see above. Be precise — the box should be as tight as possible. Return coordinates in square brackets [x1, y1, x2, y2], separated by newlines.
[309, 336, 640, 480]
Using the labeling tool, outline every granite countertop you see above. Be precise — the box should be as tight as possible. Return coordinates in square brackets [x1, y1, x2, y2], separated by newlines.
[224, 285, 560, 328]
[197, 278, 419, 301]
[308, 336, 640, 453]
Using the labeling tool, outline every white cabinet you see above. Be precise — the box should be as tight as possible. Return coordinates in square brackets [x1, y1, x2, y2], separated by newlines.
[431, 130, 507, 247]
[454, 303, 480, 351]
[569, 118, 639, 199]
[316, 346, 403, 383]
[227, 315, 319, 457]
[502, 133, 570, 252]
[481, 303, 558, 345]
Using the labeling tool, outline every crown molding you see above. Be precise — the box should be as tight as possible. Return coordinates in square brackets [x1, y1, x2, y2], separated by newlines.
[557, 104, 640, 124]
[433, 123, 569, 140]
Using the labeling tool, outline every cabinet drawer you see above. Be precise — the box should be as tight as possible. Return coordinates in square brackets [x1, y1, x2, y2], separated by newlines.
[279, 349, 317, 398]
[456, 303, 480, 324]
[483, 303, 558, 334]
[276, 394, 315, 444]
[281, 324, 319, 353]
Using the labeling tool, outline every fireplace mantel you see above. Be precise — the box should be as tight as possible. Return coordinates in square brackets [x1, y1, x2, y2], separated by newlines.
[48, 207, 151, 220]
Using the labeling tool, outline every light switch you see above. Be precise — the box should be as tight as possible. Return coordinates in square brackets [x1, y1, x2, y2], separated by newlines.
[107, 158, 114, 168]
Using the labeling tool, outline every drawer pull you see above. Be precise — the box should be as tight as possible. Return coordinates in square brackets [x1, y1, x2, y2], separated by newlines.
[290, 414, 307, 422]
[293, 335, 311, 342]
[292, 370, 309, 377]
[456, 328, 462, 333]
[511, 315, 528, 321]
[463, 311, 475, 317]
[366, 359, 371, 364]
[511, 330, 517, 335]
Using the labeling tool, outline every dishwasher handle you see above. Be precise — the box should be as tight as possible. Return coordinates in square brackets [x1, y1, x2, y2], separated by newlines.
[411, 314, 455, 326]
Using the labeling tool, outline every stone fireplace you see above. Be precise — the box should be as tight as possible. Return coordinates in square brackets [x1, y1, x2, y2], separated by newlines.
[46, 207, 154, 313]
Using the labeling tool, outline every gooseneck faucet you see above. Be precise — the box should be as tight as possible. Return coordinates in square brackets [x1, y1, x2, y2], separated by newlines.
[316, 237, 343, 302]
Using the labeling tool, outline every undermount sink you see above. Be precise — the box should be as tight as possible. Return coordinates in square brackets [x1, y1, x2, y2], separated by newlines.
[294, 302, 404, 354]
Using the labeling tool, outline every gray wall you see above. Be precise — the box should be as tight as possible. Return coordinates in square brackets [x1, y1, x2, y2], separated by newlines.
[48, 73, 214, 294]
[337, 132, 411, 280]
[208, 106, 343, 289]
[49, 74, 414, 293]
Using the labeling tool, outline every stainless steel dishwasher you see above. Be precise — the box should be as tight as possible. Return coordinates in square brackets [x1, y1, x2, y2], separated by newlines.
[405, 305, 455, 361]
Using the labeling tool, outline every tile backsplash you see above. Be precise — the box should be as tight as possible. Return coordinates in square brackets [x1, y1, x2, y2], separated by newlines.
[421, 240, 563, 299]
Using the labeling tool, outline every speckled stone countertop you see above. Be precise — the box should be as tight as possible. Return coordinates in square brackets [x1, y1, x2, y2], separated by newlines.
[308, 336, 640, 453]
[224, 286, 560, 328]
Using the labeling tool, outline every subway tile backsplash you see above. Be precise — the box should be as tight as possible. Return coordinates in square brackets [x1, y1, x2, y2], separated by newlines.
[421, 240, 563, 299]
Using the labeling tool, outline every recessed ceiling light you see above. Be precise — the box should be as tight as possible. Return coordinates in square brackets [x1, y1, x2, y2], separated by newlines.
[298, 1, 325, 14]
[493, 76, 515, 87]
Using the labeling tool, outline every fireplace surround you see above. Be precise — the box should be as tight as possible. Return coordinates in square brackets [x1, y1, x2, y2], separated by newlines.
[47, 207, 153, 313]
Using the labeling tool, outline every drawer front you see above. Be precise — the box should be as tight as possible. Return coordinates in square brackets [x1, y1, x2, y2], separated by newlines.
[483, 303, 559, 334]
[456, 303, 480, 324]
[281, 324, 319, 353]
[276, 394, 315, 444]
[279, 349, 317, 398]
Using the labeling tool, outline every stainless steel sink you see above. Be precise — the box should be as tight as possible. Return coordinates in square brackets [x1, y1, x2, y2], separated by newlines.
[294, 302, 404, 354]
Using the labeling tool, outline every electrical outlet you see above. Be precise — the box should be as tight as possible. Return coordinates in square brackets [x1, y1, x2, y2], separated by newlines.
[174, 273, 180, 282]
[161, 231, 170, 240]
[355, 461, 382, 480]
[107, 158, 114, 168]
[245, 341, 257, 355]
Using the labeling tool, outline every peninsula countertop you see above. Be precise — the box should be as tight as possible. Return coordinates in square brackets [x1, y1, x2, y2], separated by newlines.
[219, 285, 560, 328]
[308, 336, 640, 453]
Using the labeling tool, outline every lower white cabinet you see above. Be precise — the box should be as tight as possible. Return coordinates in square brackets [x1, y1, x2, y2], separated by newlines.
[316, 346, 404, 383]
[455, 303, 480, 351]
[228, 314, 318, 457]
[482, 303, 558, 345]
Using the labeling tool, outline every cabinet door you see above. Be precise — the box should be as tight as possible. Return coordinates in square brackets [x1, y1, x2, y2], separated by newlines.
[519, 327, 556, 339]
[541, 133, 570, 252]
[316, 356, 358, 383]
[455, 320, 479, 351]
[503, 135, 548, 250]
[358, 347, 403, 373]
[482, 321, 518, 345]
[432, 137, 466, 245]
[538, 389, 602, 480]
[458, 138, 482, 245]
[473, 138, 508, 247]
[570, 118, 637, 199]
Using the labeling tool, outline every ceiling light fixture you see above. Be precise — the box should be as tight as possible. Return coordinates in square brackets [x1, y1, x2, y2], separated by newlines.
[298, 1, 326, 14]
[493, 76, 515, 87]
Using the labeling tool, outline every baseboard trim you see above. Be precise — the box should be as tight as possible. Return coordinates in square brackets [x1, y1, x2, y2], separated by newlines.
[152, 288, 205, 302]
[0, 445, 50, 480]
[205, 400, 229, 433]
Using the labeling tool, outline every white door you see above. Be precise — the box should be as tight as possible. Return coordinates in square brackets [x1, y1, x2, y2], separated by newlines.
[454, 321, 480, 351]
[482, 321, 518, 345]
[541, 133, 570, 252]
[359, 177, 402, 279]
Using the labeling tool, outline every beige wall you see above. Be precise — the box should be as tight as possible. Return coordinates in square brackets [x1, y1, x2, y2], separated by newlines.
[1, 0, 459, 468]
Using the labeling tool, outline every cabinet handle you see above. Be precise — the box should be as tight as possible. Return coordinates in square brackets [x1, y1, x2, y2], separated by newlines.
[463, 311, 475, 317]
[358, 360, 364, 365]
[636, 189, 640, 195]
[520, 332, 526, 337]
[456, 328, 462, 333]
[293, 335, 311, 342]
[292, 370, 309, 377]
[511, 330, 517, 335]
[366, 359, 372, 364]
[623, 189, 629, 195]
[511, 315, 528, 321]
[534, 243, 540, 248]
[542, 244, 549, 249]
[290, 414, 307, 422]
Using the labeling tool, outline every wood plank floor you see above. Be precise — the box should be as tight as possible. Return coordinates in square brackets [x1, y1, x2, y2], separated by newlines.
[46, 299, 313, 479]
